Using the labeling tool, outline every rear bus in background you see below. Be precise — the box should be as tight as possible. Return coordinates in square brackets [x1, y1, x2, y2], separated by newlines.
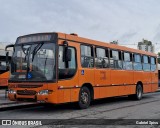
[0, 49, 11, 89]
[7, 32, 158, 109]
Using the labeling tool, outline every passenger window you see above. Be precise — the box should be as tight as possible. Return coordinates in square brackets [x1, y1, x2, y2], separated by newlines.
[95, 48, 109, 68]
[58, 46, 76, 79]
[81, 45, 94, 68]
[110, 50, 122, 69]
[151, 57, 156, 71]
[123, 52, 133, 70]
[143, 55, 150, 71]
[133, 54, 142, 70]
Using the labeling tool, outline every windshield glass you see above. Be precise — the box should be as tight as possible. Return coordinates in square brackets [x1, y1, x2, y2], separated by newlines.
[0, 61, 7, 71]
[10, 42, 55, 81]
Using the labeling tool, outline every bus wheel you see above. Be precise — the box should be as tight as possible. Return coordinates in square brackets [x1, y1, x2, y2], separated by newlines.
[132, 84, 143, 100]
[78, 86, 91, 109]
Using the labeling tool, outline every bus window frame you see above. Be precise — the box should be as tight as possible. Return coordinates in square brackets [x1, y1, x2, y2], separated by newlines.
[122, 51, 133, 71]
[142, 55, 151, 72]
[133, 53, 143, 71]
[150, 56, 157, 72]
[80, 44, 94, 68]
[109, 48, 123, 70]
[9, 41, 58, 83]
[58, 45, 77, 81]
[95, 46, 109, 69]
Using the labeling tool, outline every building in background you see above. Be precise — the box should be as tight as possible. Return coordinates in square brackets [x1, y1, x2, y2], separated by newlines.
[0, 42, 13, 56]
[137, 39, 154, 53]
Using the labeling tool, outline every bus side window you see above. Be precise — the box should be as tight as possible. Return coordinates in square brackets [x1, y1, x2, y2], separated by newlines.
[133, 54, 142, 71]
[151, 57, 156, 71]
[58, 46, 76, 79]
[81, 45, 94, 68]
[110, 50, 122, 69]
[143, 55, 150, 71]
[95, 47, 109, 68]
[123, 52, 133, 70]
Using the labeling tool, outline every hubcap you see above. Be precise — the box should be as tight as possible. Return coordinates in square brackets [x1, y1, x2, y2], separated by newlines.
[81, 92, 88, 104]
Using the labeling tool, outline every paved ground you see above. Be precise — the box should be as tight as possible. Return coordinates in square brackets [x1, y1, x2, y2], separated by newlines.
[0, 91, 160, 128]
[0, 90, 36, 110]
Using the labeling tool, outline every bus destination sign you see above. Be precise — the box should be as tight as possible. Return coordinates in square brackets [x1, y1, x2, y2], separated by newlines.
[17, 34, 52, 44]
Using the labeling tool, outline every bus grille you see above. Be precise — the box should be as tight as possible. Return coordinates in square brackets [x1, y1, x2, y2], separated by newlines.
[17, 90, 37, 95]
[17, 85, 43, 88]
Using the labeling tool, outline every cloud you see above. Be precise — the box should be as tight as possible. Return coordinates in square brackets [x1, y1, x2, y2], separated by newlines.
[0, 0, 160, 52]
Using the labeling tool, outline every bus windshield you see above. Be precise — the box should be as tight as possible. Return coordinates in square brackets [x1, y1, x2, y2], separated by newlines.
[10, 42, 55, 81]
[0, 61, 7, 71]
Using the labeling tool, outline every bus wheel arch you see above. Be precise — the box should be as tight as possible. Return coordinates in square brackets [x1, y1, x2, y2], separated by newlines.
[137, 81, 143, 93]
[135, 81, 143, 100]
[128, 81, 143, 100]
[81, 83, 94, 101]
[77, 83, 94, 109]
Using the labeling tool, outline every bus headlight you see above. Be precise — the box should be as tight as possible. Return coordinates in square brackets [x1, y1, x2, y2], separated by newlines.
[8, 89, 16, 94]
[38, 90, 53, 95]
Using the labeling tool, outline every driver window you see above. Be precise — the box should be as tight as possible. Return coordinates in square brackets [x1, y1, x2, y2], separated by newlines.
[58, 46, 76, 79]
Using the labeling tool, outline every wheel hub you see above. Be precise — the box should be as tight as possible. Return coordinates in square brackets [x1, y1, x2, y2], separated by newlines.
[81, 92, 88, 104]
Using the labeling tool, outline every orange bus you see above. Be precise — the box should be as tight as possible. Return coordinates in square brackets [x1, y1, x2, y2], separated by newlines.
[0, 49, 11, 89]
[7, 32, 158, 109]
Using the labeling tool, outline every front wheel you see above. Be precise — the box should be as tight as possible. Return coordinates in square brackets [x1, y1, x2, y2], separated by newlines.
[78, 86, 91, 109]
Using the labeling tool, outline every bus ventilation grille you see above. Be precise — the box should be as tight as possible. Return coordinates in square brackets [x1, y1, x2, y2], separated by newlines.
[17, 85, 43, 88]
[17, 90, 37, 95]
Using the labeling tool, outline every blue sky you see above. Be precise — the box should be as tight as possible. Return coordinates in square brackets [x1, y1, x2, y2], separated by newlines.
[0, 0, 160, 52]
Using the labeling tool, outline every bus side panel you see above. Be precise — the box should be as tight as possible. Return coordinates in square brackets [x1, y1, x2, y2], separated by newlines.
[48, 92, 58, 104]
[111, 70, 130, 96]
[141, 72, 151, 93]
[106, 86, 119, 97]
[120, 70, 134, 95]
[47, 84, 58, 104]
[151, 71, 158, 92]
[93, 87, 100, 100]
[70, 69, 80, 102]
[57, 40, 80, 103]
[58, 77, 79, 103]
[57, 90, 64, 103]
[0, 71, 9, 87]
[78, 68, 95, 97]
[94, 69, 110, 98]
[70, 88, 80, 102]
[132, 71, 143, 94]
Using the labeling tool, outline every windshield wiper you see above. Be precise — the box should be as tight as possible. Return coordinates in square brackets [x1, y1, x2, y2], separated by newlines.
[24, 47, 31, 61]
[31, 42, 44, 62]
[26, 47, 31, 79]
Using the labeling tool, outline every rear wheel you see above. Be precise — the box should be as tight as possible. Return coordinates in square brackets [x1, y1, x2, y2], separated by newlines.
[129, 84, 143, 100]
[78, 86, 91, 109]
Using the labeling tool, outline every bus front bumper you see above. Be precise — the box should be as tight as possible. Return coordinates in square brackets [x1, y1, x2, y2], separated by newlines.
[8, 89, 55, 103]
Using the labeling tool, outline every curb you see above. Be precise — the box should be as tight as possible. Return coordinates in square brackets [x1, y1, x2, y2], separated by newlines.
[0, 103, 38, 111]
[156, 89, 160, 92]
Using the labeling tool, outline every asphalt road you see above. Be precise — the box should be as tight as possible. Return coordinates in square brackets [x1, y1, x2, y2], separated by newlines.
[0, 92, 160, 128]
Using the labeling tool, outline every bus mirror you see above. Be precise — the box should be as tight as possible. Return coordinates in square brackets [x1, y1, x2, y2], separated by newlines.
[6, 52, 9, 64]
[63, 48, 72, 62]
[63, 41, 71, 62]
[66, 49, 71, 61]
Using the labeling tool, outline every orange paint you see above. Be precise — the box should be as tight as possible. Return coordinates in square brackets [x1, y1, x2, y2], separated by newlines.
[8, 32, 158, 105]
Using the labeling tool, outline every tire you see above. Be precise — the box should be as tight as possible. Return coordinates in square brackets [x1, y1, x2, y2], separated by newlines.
[130, 84, 143, 100]
[78, 86, 91, 109]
